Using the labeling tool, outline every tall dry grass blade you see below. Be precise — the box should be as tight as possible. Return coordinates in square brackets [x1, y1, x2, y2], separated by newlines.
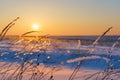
[68, 62, 81, 80]
[21, 31, 40, 37]
[93, 27, 112, 47]
[0, 17, 19, 40]
[111, 37, 120, 51]
[0, 23, 15, 40]
[88, 27, 112, 53]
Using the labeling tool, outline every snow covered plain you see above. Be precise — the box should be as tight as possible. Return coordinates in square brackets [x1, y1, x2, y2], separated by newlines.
[0, 37, 120, 80]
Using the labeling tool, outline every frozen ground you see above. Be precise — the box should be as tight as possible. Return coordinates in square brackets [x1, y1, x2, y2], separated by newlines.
[0, 37, 120, 80]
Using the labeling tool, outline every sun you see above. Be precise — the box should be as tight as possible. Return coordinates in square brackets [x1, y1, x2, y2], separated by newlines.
[32, 24, 39, 30]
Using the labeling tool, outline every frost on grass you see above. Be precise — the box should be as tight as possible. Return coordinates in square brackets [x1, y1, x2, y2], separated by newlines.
[67, 55, 110, 63]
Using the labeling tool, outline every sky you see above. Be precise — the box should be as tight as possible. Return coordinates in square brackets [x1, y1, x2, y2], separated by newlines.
[0, 0, 120, 36]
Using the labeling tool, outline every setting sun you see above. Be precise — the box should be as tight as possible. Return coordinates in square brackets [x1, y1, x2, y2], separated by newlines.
[32, 24, 39, 30]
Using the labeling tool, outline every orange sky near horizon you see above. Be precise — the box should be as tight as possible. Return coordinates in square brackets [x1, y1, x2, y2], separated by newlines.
[0, 0, 120, 36]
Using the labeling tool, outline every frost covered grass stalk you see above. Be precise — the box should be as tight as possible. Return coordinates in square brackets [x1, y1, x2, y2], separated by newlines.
[94, 36, 120, 80]
[79, 32, 120, 80]
[0, 20, 51, 79]
[68, 27, 113, 80]
[0, 25, 61, 80]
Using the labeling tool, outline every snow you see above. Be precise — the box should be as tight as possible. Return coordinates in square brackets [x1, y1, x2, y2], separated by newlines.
[0, 37, 120, 80]
[67, 56, 110, 63]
